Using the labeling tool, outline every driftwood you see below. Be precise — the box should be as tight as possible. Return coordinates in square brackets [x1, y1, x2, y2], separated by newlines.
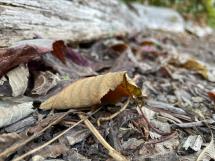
[0, 0, 184, 47]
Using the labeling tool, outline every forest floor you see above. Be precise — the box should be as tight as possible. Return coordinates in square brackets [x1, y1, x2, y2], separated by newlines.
[0, 29, 215, 161]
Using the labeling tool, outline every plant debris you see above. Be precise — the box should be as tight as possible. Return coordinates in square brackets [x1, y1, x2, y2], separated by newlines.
[0, 22, 215, 161]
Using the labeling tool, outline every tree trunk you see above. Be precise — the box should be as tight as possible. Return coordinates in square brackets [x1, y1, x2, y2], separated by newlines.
[0, 0, 184, 47]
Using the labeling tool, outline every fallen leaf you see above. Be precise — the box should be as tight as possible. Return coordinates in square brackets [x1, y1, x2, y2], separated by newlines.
[40, 72, 142, 110]
[110, 52, 135, 74]
[41, 53, 97, 79]
[104, 39, 128, 55]
[197, 134, 215, 161]
[0, 39, 68, 78]
[169, 54, 215, 82]
[13, 39, 66, 64]
[66, 47, 91, 66]
[52, 40, 66, 64]
[208, 89, 215, 102]
[0, 46, 46, 78]
[7, 64, 29, 97]
[0, 102, 34, 128]
[32, 71, 60, 95]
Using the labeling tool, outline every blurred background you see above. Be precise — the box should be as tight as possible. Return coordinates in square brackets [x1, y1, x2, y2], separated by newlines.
[124, 0, 215, 28]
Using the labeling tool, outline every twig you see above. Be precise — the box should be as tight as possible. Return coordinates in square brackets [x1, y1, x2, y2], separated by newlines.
[146, 99, 187, 115]
[137, 105, 170, 136]
[134, 131, 178, 153]
[79, 113, 129, 161]
[12, 108, 101, 161]
[97, 99, 130, 126]
[0, 109, 76, 160]
[173, 119, 215, 128]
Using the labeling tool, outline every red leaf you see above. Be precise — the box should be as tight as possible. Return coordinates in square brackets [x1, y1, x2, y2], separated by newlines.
[52, 40, 66, 64]
[208, 89, 215, 102]
[0, 46, 48, 78]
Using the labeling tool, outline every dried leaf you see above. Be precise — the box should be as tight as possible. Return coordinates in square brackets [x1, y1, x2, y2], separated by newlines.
[40, 72, 142, 110]
[0, 102, 34, 128]
[197, 134, 215, 161]
[0, 39, 67, 78]
[52, 40, 66, 64]
[208, 88, 215, 102]
[0, 46, 46, 78]
[169, 54, 215, 82]
[110, 52, 135, 73]
[104, 39, 128, 54]
[32, 71, 60, 95]
[66, 48, 91, 66]
[42, 53, 96, 79]
[7, 64, 29, 97]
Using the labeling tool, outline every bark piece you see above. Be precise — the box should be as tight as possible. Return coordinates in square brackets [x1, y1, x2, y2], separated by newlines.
[4, 116, 36, 133]
[0, 102, 34, 128]
[7, 64, 29, 97]
[65, 128, 90, 146]
[32, 71, 60, 96]
[0, 0, 184, 47]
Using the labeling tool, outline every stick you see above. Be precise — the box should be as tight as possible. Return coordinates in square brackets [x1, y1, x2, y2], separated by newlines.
[79, 114, 129, 161]
[97, 99, 130, 126]
[12, 109, 101, 161]
[0, 109, 75, 159]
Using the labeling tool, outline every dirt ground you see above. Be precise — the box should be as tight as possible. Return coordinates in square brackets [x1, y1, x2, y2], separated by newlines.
[0, 29, 215, 161]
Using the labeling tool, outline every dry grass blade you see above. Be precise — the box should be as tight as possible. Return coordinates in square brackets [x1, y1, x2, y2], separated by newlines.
[79, 113, 129, 161]
[12, 108, 101, 161]
[0, 109, 75, 160]
[97, 98, 130, 126]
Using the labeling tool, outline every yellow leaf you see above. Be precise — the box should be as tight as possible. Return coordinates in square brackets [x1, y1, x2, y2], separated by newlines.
[169, 54, 215, 82]
[40, 72, 142, 110]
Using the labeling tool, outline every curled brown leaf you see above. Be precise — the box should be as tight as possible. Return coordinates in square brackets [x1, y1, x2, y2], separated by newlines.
[40, 72, 142, 110]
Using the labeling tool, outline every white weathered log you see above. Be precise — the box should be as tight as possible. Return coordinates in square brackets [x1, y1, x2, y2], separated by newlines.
[0, 0, 184, 47]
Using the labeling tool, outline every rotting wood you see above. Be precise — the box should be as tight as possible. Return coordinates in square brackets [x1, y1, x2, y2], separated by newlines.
[0, 0, 184, 47]
[0, 0, 136, 47]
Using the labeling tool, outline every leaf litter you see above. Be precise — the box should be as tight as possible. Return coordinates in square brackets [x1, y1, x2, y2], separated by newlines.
[0, 30, 215, 161]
